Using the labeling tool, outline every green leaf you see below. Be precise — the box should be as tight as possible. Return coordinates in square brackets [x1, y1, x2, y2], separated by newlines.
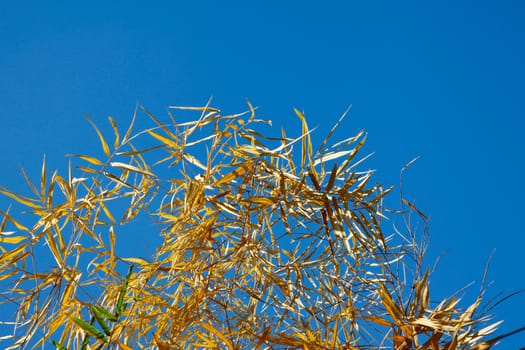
[80, 317, 94, 350]
[92, 305, 118, 322]
[72, 316, 108, 342]
[51, 340, 68, 350]
[116, 264, 133, 317]
[90, 305, 111, 336]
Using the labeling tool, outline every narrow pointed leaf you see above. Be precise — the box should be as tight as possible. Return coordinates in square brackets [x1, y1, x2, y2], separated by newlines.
[72, 317, 107, 342]
[85, 115, 111, 157]
[116, 264, 133, 317]
[90, 305, 111, 336]
[51, 340, 68, 350]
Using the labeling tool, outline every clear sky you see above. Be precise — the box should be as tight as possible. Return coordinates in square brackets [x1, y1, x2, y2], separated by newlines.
[1, 1, 524, 347]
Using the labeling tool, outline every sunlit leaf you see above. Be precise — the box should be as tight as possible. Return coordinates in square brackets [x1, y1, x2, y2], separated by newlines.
[116, 264, 133, 318]
[85, 115, 111, 157]
[110, 161, 154, 177]
[108, 116, 120, 150]
[90, 305, 111, 336]
[0, 235, 25, 244]
[200, 322, 235, 350]
[66, 154, 104, 166]
[71, 317, 107, 342]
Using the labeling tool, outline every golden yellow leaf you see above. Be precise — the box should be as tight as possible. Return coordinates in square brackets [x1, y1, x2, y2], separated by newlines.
[85, 115, 111, 157]
[0, 244, 26, 264]
[110, 161, 154, 177]
[215, 161, 252, 186]
[45, 231, 64, 267]
[98, 199, 116, 224]
[121, 257, 150, 267]
[364, 316, 392, 327]
[148, 130, 179, 149]
[76, 166, 99, 174]
[199, 322, 234, 350]
[108, 116, 120, 150]
[0, 187, 41, 209]
[378, 284, 405, 324]
[67, 154, 104, 166]
[0, 269, 19, 281]
[243, 197, 275, 206]
[183, 153, 207, 171]
[0, 235, 26, 244]
[118, 341, 134, 350]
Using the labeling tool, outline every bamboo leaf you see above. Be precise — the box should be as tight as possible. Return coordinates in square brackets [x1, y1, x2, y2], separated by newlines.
[90, 305, 111, 336]
[98, 199, 116, 224]
[215, 161, 253, 186]
[402, 198, 429, 220]
[378, 284, 405, 324]
[67, 154, 104, 166]
[255, 325, 273, 350]
[41, 155, 47, 204]
[0, 244, 27, 264]
[200, 322, 235, 350]
[85, 115, 111, 157]
[0, 186, 41, 209]
[148, 130, 179, 149]
[242, 196, 275, 206]
[92, 305, 118, 322]
[313, 150, 352, 167]
[117, 342, 134, 350]
[308, 170, 321, 191]
[108, 116, 120, 150]
[44, 230, 64, 267]
[116, 264, 133, 318]
[76, 166, 99, 174]
[0, 235, 26, 244]
[103, 171, 135, 190]
[51, 340, 68, 350]
[122, 103, 137, 144]
[80, 318, 94, 350]
[120, 257, 150, 267]
[183, 153, 207, 171]
[142, 105, 181, 143]
[72, 317, 107, 342]
[325, 162, 339, 192]
[294, 108, 311, 169]
[110, 161, 154, 177]
[364, 316, 392, 327]
[153, 333, 172, 350]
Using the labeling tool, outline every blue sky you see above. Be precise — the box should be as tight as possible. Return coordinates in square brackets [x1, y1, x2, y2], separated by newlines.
[1, 1, 524, 347]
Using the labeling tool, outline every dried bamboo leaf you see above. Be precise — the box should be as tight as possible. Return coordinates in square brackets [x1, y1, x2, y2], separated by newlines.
[215, 161, 253, 186]
[110, 162, 154, 177]
[66, 154, 104, 166]
[199, 322, 235, 350]
[148, 130, 179, 149]
[0, 186, 41, 209]
[85, 115, 111, 157]
[0, 235, 26, 244]
[108, 116, 120, 150]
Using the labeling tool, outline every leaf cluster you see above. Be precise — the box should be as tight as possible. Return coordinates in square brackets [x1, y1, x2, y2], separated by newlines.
[0, 102, 505, 349]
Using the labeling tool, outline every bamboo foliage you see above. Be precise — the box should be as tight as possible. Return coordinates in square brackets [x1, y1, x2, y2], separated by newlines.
[0, 103, 504, 349]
